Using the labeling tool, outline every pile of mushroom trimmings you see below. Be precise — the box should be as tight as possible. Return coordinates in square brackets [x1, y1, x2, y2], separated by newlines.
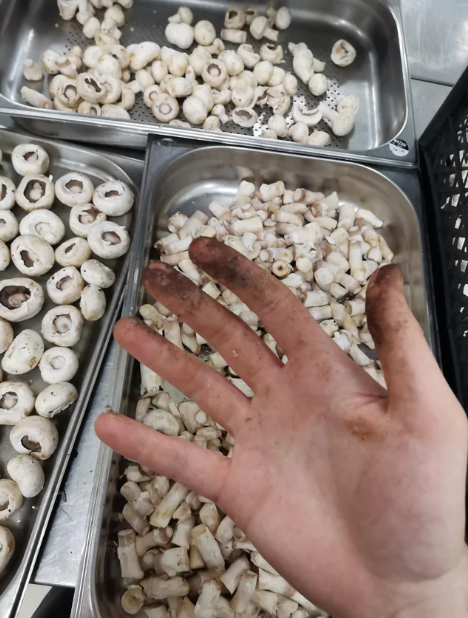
[0, 142, 133, 577]
[115, 183, 390, 617]
[21, 1, 358, 146]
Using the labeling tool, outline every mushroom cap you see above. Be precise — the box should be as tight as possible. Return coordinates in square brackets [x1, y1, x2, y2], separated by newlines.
[87, 221, 130, 259]
[202, 60, 228, 89]
[19, 209, 66, 246]
[39, 347, 79, 384]
[35, 382, 78, 419]
[231, 107, 258, 128]
[16, 174, 55, 212]
[0, 210, 19, 242]
[11, 144, 50, 176]
[0, 382, 35, 425]
[152, 93, 180, 123]
[55, 172, 95, 207]
[331, 39, 357, 67]
[0, 479, 23, 521]
[55, 237, 92, 268]
[0, 526, 15, 575]
[41, 305, 83, 348]
[11, 234, 55, 276]
[0, 278, 44, 322]
[182, 95, 208, 125]
[76, 72, 105, 104]
[69, 204, 106, 238]
[47, 266, 84, 305]
[92, 180, 134, 216]
[0, 318, 14, 354]
[165, 22, 195, 49]
[0, 176, 16, 211]
[10, 416, 59, 460]
[7, 455, 45, 498]
[81, 259, 116, 288]
[194, 20, 216, 46]
[2, 329, 44, 375]
[0, 239, 10, 272]
[80, 285, 106, 321]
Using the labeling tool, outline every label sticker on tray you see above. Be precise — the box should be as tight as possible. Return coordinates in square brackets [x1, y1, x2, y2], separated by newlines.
[389, 138, 410, 157]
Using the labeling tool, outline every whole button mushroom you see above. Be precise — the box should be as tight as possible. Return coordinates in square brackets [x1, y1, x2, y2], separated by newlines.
[0, 318, 14, 354]
[11, 144, 50, 176]
[41, 305, 83, 347]
[331, 39, 357, 67]
[81, 259, 116, 288]
[55, 237, 92, 268]
[76, 72, 105, 104]
[0, 526, 15, 576]
[11, 235, 55, 277]
[0, 240, 10, 272]
[0, 211, 19, 242]
[2, 330, 44, 375]
[194, 20, 216, 46]
[16, 174, 55, 212]
[80, 285, 106, 321]
[7, 455, 45, 498]
[93, 180, 134, 216]
[87, 221, 130, 259]
[10, 416, 59, 460]
[19, 210, 66, 246]
[0, 480, 23, 521]
[0, 278, 44, 322]
[165, 23, 194, 50]
[55, 172, 94, 207]
[35, 382, 78, 419]
[39, 347, 79, 384]
[69, 204, 106, 238]
[0, 382, 35, 425]
[152, 93, 180, 123]
[0, 177, 16, 210]
[47, 266, 85, 305]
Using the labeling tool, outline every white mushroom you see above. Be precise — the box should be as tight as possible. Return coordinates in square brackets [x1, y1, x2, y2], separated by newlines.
[218, 51, 244, 76]
[80, 285, 107, 321]
[69, 203, 107, 238]
[0, 240, 9, 272]
[19, 210, 66, 246]
[167, 77, 193, 98]
[10, 416, 59, 459]
[202, 60, 228, 89]
[76, 72, 105, 103]
[11, 144, 49, 176]
[98, 74, 122, 104]
[10, 235, 54, 277]
[289, 122, 309, 144]
[268, 66, 286, 87]
[292, 47, 314, 84]
[189, 48, 211, 77]
[0, 480, 23, 521]
[253, 61, 274, 86]
[0, 318, 13, 355]
[80, 102, 101, 117]
[231, 107, 258, 128]
[151, 60, 169, 84]
[0, 278, 44, 322]
[95, 54, 123, 80]
[237, 45, 260, 69]
[0, 526, 14, 575]
[318, 102, 356, 136]
[83, 16, 101, 39]
[231, 82, 255, 108]
[221, 29, 247, 44]
[2, 330, 44, 375]
[0, 177, 16, 211]
[36, 382, 78, 419]
[87, 221, 130, 259]
[283, 72, 298, 96]
[152, 93, 180, 122]
[23, 59, 43, 81]
[250, 15, 268, 40]
[81, 259, 115, 288]
[308, 74, 329, 96]
[41, 50, 61, 75]
[122, 586, 146, 615]
[203, 116, 221, 131]
[105, 4, 126, 27]
[183, 96, 208, 125]
[7, 455, 45, 499]
[224, 8, 246, 29]
[260, 43, 283, 64]
[128, 42, 161, 71]
[211, 104, 229, 124]
[58, 0, 79, 21]
[55, 237, 92, 268]
[101, 104, 131, 119]
[275, 6, 292, 29]
[292, 102, 322, 127]
[135, 68, 155, 90]
[165, 23, 194, 50]
[93, 180, 134, 216]
[268, 115, 288, 138]
[308, 130, 331, 146]
[39, 347, 79, 384]
[194, 21, 217, 46]
[143, 85, 162, 108]
[337, 94, 360, 116]
[168, 6, 194, 25]
[47, 267, 84, 305]
[245, 8, 258, 24]
[55, 78, 81, 108]
[41, 305, 84, 347]
[192, 84, 215, 112]
[331, 39, 357, 67]
[0, 382, 35, 425]
[16, 175, 55, 212]
[0, 211, 18, 243]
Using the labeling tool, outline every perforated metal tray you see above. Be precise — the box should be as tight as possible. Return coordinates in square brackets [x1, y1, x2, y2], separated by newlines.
[0, 0, 416, 166]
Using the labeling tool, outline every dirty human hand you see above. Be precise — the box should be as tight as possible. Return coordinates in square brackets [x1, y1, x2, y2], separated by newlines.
[96, 238, 468, 618]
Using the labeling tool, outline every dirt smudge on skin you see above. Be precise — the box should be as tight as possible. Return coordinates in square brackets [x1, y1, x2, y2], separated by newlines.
[342, 412, 388, 443]
[142, 261, 204, 315]
[366, 265, 408, 348]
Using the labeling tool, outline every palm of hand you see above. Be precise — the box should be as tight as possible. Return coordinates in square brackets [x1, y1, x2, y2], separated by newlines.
[96, 238, 468, 618]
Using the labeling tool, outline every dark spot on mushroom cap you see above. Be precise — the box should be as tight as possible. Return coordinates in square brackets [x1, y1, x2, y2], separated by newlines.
[53, 314, 72, 334]
[24, 179, 46, 203]
[24, 151, 38, 162]
[21, 435, 42, 452]
[64, 243, 75, 254]
[0, 286, 31, 310]
[0, 392, 18, 410]
[102, 231, 121, 245]
[104, 189, 121, 198]
[0, 184, 6, 201]
[207, 63, 221, 76]
[78, 207, 100, 226]
[56, 275, 72, 291]
[20, 250, 36, 269]
[65, 179, 84, 193]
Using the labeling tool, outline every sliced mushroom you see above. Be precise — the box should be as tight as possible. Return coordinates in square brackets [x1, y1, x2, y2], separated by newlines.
[152, 93, 180, 123]
[0, 240, 10, 272]
[10, 416, 59, 460]
[55, 237, 92, 268]
[70, 204, 106, 238]
[41, 305, 84, 347]
[0, 526, 15, 576]
[0, 211, 18, 244]
[202, 60, 228, 89]
[76, 72, 105, 104]
[11, 235, 55, 277]
[11, 144, 49, 176]
[292, 102, 322, 127]
[182, 96, 208, 125]
[0, 382, 35, 425]
[39, 347, 79, 384]
[93, 180, 134, 216]
[16, 174, 55, 212]
[0, 177, 16, 211]
[35, 382, 78, 419]
[331, 39, 357, 67]
[0, 318, 14, 354]
[47, 267, 84, 305]
[81, 259, 116, 288]
[7, 455, 45, 498]
[231, 108, 258, 128]
[19, 210, 65, 246]
[0, 278, 44, 322]
[0, 480, 23, 521]
[2, 330, 44, 375]
[56, 172, 94, 207]
[80, 285, 106, 321]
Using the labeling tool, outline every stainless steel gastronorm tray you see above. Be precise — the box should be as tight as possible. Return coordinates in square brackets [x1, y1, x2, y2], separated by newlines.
[0, 129, 140, 618]
[72, 138, 435, 618]
[0, 0, 416, 167]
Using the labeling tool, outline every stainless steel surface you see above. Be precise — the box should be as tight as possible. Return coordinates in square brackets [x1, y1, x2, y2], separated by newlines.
[402, 0, 468, 86]
[0, 0, 416, 165]
[411, 79, 451, 138]
[0, 129, 139, 618]
[72, 139, 435, 618]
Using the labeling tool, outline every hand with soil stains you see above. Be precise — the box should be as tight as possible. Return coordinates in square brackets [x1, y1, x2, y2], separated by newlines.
[96, 238, 468, 618]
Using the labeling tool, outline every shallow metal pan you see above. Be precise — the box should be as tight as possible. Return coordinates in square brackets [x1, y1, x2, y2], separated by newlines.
[0, 0, 416, 167]
[0, 129, 140, 618]
[71, 137, 435, 618]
